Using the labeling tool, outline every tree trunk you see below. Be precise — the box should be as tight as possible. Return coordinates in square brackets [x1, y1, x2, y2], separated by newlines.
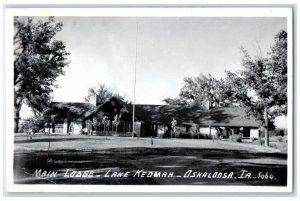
[14, 96, 23, 133]
[209, 124, 212, 139]
[14, 113, 20, 133]
[264, 106, 269, 147]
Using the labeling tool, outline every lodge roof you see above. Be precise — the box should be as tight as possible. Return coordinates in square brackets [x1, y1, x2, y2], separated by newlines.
[84, 97, 130, 121]
[197, 107, 260, 128]
[85, 97, 260, 128]
[130, 105, 259, 128]
[127, 104, 203, 124]
[47, 102, 96, 122]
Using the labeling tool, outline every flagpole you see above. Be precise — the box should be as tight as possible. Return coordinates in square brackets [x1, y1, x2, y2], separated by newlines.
[132, 22, 138, 138]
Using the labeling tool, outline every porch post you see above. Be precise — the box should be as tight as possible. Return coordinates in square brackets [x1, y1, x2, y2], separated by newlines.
[230, 128, 235, 141]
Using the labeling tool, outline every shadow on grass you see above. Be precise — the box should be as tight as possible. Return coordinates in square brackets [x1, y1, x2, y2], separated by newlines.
[14, 137, 109, 144]
[14, 147, 287, 186]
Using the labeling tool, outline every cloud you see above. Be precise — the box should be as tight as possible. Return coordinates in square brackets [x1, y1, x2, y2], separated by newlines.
[136, 84, 167, 104]
[52, 62, 113, 102]
[20, 62, 114, 119]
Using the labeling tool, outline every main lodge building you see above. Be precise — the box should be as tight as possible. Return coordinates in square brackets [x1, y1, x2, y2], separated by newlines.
[45, 97, 260, 139]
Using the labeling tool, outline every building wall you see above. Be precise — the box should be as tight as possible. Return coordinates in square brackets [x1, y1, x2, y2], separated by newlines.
[134, 121, 142, 137]
[250, 129, 259, 139]
[176, 125, 187, 134]
[44, 121, 83, 135]
[44, 127, 51, 134]
[72, 121, 82, 134]
[199, 127, 218, 136]
[54, 124, 64, 133]
[63, 120, 68, 134]
[157, 125, 167, 138]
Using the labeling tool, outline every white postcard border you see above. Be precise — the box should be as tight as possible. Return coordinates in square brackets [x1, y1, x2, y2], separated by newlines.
[4, 7, 294, 193]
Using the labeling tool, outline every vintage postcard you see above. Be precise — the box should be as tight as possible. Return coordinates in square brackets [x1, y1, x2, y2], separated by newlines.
[4, 7, 293, 193]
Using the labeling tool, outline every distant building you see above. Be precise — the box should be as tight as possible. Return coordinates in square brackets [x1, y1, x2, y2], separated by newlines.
[45, 97, 260, 139]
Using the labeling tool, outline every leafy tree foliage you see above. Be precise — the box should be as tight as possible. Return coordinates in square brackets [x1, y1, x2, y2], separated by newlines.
[267, 30, 287, 115]
[85, 83, 131, 105]
[219, 70, 250, 107]
[235, 30, 287, 146]
[164, 73, 235, 109]
[179, 74, 219, 108]
[85, 84, 113, 104]
[19, 116, 45, 133]
[14, 17, 70, 132]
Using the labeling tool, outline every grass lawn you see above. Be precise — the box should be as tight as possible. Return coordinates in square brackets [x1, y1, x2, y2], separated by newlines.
[14, 134, 287, 186]
[241, 136, 288, 153]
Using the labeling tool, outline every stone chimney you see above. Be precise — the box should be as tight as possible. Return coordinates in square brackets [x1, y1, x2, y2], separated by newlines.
[88, 95, 96, 106]
[96, 95, 102, 106]
[204, 100, 210, 110]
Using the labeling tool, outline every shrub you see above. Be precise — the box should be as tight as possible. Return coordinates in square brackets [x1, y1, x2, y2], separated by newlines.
[163, 131, 171, 138]
[258, 138, 265, 146]
[182, 132, 193, 139]
[270, 144, 277, 149]
[198, 133, 208, 139]
[238, 134, 243, 142]
[212, 135, 217, 141]
[233, 134, 243, 143]
[157, 132, 164, 138]
[270, 128, 286, 136]
[20, 116, 45, 133]
[206, 135, 212, 139]
[277, 136, 283, 142]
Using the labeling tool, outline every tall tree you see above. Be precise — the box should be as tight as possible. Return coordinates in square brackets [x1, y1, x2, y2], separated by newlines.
[164, 73, 225, 109]
[236, 30, 287, 146]
[85, 84, 113, 104]
[85, 83, 131, 105]
[218, 70, 249, 106]
[14, 17, 70, 132]
[267, 30, 287, 115]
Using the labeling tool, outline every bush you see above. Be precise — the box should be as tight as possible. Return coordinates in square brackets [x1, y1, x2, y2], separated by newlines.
[270, 144, 277, 149]
[233, 134, 243, 143]
[277, 136, 283, 142]
[178, 132, 193, 139]
[196, 133, 211, 139]
[206, 135, 212, 139]
[20, 116, 45, 133]
[270, 128, 287, 136]
[258, 138, 265, 146]
[157, 132, 164, 138]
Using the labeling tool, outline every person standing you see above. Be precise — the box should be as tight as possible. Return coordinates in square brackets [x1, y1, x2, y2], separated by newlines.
[171, 118, 177, 139]
[68, 122, 74, 135]
[86, 120, 92, 136]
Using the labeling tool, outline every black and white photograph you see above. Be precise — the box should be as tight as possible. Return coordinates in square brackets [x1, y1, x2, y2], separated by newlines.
[4, 7, 293, 193]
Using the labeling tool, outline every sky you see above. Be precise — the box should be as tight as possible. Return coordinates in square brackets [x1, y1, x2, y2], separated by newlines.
[20, 16, 287, 124]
